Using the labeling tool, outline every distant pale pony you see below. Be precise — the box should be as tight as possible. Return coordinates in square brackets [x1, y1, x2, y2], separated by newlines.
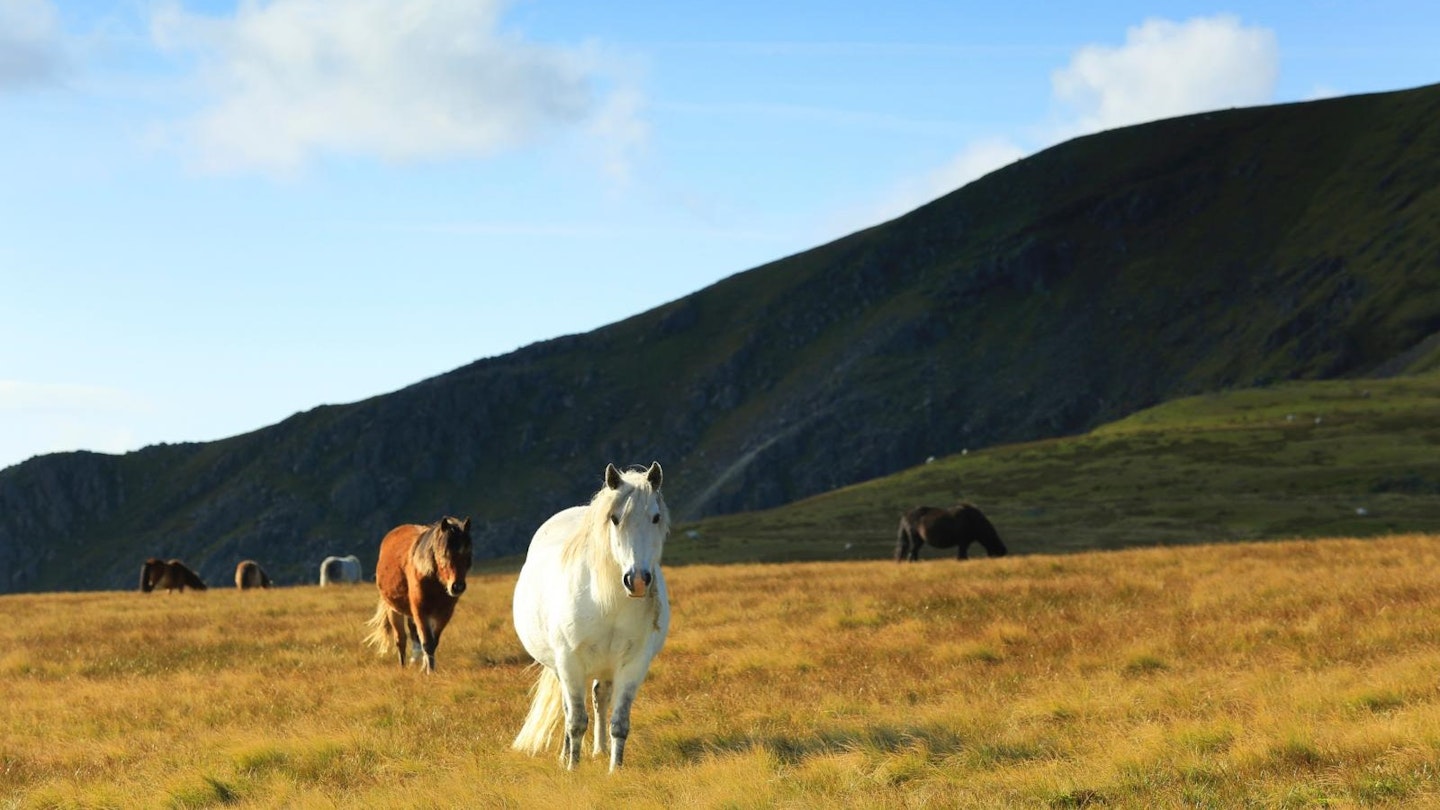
[319, 555, 363, 586]
[512, 462, 670, 771]
[234, 560, 272, 589]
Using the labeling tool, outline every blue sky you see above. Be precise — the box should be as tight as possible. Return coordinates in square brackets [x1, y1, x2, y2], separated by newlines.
[2, 0, 1436, 472]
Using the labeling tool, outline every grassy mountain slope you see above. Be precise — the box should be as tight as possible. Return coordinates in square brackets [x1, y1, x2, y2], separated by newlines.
[3, 83, 1440, 593]
[671, 371, 1440, 565]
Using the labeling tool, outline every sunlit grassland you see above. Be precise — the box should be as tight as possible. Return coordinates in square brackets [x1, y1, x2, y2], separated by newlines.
[5, 533, 1440, 807]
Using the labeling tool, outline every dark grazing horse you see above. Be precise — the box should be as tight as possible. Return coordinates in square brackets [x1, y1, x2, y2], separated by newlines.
[234, 560, 273, 589]
[364, 516, 473, 673]
[895, 503, 1007, 562]
[139, 558, 208, 592]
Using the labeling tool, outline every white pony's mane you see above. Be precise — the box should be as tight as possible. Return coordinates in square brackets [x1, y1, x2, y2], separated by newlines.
[561, 468, 670, 613]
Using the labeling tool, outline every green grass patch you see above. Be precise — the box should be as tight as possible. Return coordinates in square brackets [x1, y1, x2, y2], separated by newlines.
[673, 371, 1440, 565]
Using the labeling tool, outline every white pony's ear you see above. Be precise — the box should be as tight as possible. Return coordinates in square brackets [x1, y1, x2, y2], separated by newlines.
[605, 463, 623, 490]
[646, 461, 663, 490]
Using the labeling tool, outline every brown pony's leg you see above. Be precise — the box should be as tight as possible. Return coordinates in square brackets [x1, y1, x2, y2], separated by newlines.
[385, 612, 409, 667]
[410, 595, 438, 673]
[416, 592, 459, 674]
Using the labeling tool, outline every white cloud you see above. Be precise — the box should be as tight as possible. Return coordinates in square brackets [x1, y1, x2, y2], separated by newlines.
[151, 0, 644, 175]
[0, 0, 66, 90]
[921, 138, 1029, 199]
[0, 381, 153, 468]
[860, 15, 1279, 231]
[861, 137, 1027, 228]
[1049, 15, 1278, 139]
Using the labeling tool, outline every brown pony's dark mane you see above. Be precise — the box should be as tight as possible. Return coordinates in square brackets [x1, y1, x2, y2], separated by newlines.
[140, 558, 208, 591]
[140, 557, 164, 592]
[408, 516, 470, 578]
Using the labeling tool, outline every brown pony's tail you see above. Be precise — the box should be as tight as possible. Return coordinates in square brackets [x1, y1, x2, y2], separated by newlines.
[512, 665, 565, 756]
[363, 601, 393, 654]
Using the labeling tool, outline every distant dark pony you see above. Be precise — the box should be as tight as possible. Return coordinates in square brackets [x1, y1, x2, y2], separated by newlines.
[895, 504, 1008, 562]
[139, 558, 208, 592]
[234, 560, 273, 590]
[364, 516, 473, 673]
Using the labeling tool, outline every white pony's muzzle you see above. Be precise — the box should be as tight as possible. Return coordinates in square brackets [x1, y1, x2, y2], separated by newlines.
[623, 568, 652, 598]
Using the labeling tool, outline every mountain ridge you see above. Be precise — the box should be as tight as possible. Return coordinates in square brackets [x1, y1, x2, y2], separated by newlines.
[3, 82, 1439, 592]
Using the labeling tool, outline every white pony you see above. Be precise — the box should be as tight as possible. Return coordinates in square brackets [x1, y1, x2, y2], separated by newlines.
[512, 462, 671, 771]
[319, 554, 362, 586]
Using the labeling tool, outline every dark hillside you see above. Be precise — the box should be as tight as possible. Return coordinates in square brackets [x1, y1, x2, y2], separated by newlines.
[672, 372, 1440, 564]
[3, 83, 1439, 592]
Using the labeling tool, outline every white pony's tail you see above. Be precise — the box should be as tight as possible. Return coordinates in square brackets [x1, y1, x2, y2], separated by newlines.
[512, 665, 565, 755]
[362, 601, 392, 654]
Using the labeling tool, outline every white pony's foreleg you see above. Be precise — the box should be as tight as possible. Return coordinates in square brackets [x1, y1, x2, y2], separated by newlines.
[607, 684, 637, 772]
[557, 662, 589, 771]
[608, 657, 655, 772]
[592, 680, 613, 758]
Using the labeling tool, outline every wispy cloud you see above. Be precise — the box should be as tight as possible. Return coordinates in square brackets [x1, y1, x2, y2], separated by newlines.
[849, 137, 1027, 230]
[0, 0, 66, 91]
[150, 0, 646, 176]
[0, 381, 153, 466]
[856, 15, 1279, 231]
[1304, 84, 1342, 101]
[398, 219, 786, 243]
[654, 40, 1066, 59]
[660, 99, 974, 138]
[0, 380, 151, 414]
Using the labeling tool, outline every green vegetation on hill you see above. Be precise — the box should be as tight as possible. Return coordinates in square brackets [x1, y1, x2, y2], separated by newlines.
[672, 372, 1440, 564]
[4, 82, 1440, 592]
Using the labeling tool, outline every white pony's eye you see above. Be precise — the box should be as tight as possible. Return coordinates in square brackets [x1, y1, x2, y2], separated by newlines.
[651, 514, 660, 524]
[610, 514, 620, 526]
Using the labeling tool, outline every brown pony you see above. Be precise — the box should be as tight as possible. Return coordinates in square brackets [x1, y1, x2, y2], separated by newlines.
[234, 560, 273, 589]
[364, 516, 473, 673]
[139, 558, 208, 592]
[895, 503, 1008, 562]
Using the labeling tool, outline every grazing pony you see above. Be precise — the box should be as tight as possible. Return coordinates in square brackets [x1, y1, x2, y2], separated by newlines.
[319, 554, 363, 586]
[512, 462, 670, 772]
[234, 560, 272, 589]
[895, 503, 1008, 562]
[363, 516, 473, 673]
[139, 558, 207, 592]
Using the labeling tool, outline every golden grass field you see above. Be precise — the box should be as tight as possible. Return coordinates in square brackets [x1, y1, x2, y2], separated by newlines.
[4, 534, 1440, 808]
